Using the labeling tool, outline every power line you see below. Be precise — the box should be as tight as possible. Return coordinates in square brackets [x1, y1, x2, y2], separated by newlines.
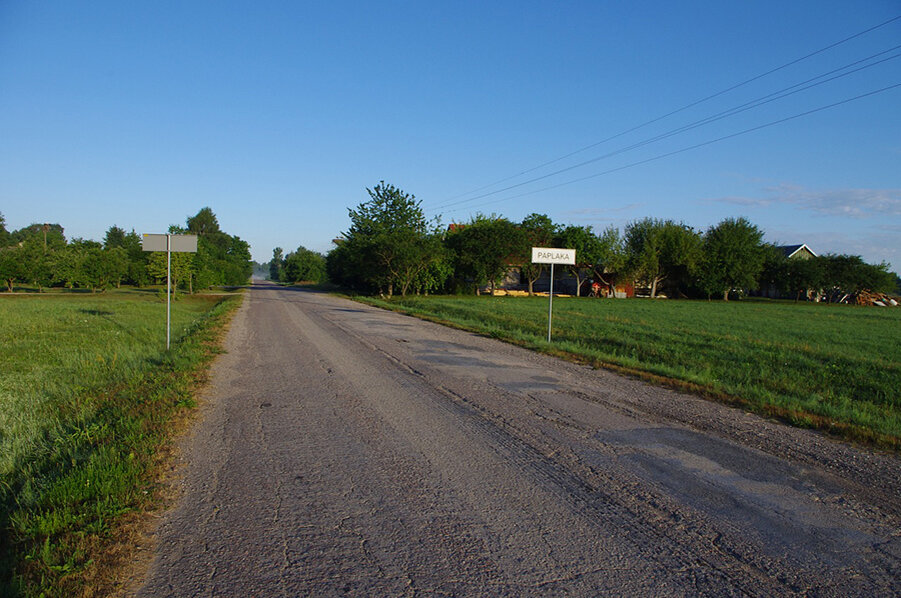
[429, 14, 901, 207]
[428, 45, 901, 213]
[437, 82, 901, 215]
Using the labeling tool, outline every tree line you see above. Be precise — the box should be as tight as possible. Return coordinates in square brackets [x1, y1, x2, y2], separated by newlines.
[268, 245, 327, 285]
[0, 208, 252, 293]
[319, 182, 899, 301]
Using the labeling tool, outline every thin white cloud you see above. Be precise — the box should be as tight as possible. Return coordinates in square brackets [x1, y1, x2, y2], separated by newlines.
[707, 184, 901, 219]
[563, 203, 644, 218]
[706, 196, 774, 208]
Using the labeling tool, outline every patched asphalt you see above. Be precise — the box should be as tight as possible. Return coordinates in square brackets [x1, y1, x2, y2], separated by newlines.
[137, 283, 901, 596]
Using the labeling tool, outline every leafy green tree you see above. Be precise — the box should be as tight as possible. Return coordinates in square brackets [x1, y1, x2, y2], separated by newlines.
[78, 247, 128, 292]
[0, 246, 25, 291]
[269, 247, 284, 281]
[818, 254, 895, 300]
[183, 208, 251, 289]
[103, 225, 127, 249]
[223, 235, 252, 286]
[107, 247, 129, 288]
[698, 217, 765, 300]
[147, 251, 195, 294]
[11, 223, 66, 252]
[187, 207, 221, 235]
[20, 240, 55, 291]
[332, 182, 441, 296]
[51, 245, 85, 289]
[326, 241, 358, 290]
[592, 226, 626, 295]
[99, 226, 141, 288]
[411, 242, 453, 295]
[283, 246, 326, 283]
[555, 225, 607, 297]
[0, 212, 9, 247]
[782, 256, 824, 301]
[445, 216, 523, 295]
[121, 230, 150, 286]
[757, 244, 785, 294]
[624, 218, 702, 298]
[518, 213, 557, 295]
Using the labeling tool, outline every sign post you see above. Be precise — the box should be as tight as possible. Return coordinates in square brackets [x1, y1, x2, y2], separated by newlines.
[143, 233, 198, 350]
[531, 247, 576, 342]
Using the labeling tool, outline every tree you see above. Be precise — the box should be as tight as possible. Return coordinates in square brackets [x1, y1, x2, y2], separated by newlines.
[12, 223, 66, 251]
[592, 226, 626, 295]
[555, 225, 607, 297]
[147, 251, 195, 294]
[624, 218, 701, 298]
[0, 246, 25, 291]
[518, 214, 557, 295]
[698, 217, 765, 300]
[410, 242, 453, 295]
[121, 230, 150, 286]
[187, 207, 221, 235]
[52, 245, 85, 289]
[283, 246, 326, 283]
[78, 247, 128, 292]
[269, 247, 284, 281]
[183, 208, 251, 289]
[782, 256, 824, 301]
[331, 182, 441, 296]
[0, 212, 9, 247]
[103, 225, 127, 249]
[445, 216, 523, 295]
[20, 240, 55, 291]
[818, 254, 895, 300]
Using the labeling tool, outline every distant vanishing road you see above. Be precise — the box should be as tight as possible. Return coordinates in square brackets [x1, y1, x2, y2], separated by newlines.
[137, 282, 900, 596]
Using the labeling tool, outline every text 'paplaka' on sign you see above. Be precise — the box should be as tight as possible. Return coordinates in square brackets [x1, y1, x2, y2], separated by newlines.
[531, 247, 576, 265]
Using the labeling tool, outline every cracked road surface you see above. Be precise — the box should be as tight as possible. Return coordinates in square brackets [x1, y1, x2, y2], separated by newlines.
[138, 283, 901, 596]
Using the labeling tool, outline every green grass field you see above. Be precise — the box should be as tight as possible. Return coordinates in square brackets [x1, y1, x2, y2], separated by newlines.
[361, 295, 901, 448]
[0, 289, 241, 597]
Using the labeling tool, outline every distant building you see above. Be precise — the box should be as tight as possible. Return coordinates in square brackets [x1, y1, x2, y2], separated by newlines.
[757, 244, 819, 299]
[780, 244, 817, 260]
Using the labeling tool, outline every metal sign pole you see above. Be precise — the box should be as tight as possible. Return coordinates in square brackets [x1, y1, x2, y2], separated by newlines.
[548, 263, 554, 342]
[142, 233, 197, 352]
[166, 234, 171, 350]
[531, 247, 575, 345]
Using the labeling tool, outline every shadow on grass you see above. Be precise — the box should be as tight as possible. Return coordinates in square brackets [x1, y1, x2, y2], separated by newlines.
[78, 309, 114, 316]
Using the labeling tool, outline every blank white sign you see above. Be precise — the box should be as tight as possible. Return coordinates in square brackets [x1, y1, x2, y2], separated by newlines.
[142, 234, 198, 253]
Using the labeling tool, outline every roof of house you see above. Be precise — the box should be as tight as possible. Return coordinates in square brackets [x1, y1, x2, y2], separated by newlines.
[779, 244, 817, 259]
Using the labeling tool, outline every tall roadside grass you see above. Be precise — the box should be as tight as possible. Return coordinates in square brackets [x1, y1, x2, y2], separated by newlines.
[0, 289, 242, 597]
[361, 295, 901, 448]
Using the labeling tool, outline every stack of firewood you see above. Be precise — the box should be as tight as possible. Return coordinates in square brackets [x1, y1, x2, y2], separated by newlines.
[851, 290, 900, 307]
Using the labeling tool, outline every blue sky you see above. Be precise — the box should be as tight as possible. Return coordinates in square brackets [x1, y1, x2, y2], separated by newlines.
[1, 1, 899, 269]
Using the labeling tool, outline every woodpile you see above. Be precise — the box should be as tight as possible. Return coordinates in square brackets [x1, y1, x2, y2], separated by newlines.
[851, 290, 900, 307]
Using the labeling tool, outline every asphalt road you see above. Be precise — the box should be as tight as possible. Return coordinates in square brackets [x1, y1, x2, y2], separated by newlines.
[138, 283, 901, 596]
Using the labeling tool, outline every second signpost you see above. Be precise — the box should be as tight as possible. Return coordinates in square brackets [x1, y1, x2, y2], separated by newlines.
[142, 233, 198, 350]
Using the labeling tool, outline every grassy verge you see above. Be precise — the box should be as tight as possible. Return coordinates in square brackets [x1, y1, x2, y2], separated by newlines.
[359, 295, 901, 449]
[0, 289, 242, 597]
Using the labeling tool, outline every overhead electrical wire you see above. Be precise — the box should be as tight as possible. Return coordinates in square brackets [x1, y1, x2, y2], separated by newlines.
[427, 14, 901, 209]
[436, 82, 901, 215]
[426, 45, 901, 213]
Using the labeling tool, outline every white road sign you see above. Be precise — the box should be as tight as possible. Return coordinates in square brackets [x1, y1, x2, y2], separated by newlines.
[531, 247, 576, 265]
[142, 233, 198, 253]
